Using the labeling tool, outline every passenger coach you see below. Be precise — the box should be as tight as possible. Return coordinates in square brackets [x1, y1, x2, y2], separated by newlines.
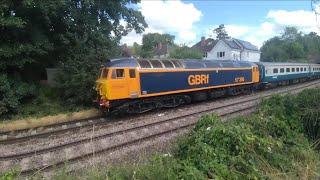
[257, 62, 320, 87]
[96, 58, 260, 114]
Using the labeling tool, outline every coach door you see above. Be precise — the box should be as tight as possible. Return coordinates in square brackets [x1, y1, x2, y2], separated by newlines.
[127, 69, 139, 98]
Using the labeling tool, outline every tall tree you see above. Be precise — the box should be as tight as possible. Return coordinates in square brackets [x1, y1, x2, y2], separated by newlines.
[281, 27, 300, 40]
[0, 0, 147, 117]
[261, 27, 320, 62]
[213, 24, 230, 40]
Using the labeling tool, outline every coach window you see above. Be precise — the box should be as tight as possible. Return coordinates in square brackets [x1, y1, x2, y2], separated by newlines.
[286, 68, 290, 73]
[296, 68, 299, 72]
[129, 69, 136, 78]
[280, 68, 284, 73]
[300, 67, 303, 72]
[292, 68, 295, 72]
[273, 68, 278, 74]
[112, 69, 125, 79]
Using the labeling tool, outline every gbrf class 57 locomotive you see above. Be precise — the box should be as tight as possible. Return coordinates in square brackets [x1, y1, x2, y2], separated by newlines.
[95, 58, 320, 115]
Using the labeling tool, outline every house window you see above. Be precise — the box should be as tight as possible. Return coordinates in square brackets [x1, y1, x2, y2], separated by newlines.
[217, 51, 225, 58]
[273, 68, 278, 74]
[203, 52, 207, 58]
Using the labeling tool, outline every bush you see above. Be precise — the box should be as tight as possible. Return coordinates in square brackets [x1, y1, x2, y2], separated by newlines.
[56, 52, 100, 106]
[170, 46, 203, 59]
[0, 74, 36, 119]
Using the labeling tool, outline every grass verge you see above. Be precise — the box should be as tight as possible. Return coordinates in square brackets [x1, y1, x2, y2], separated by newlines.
[0, 86, 101, 132]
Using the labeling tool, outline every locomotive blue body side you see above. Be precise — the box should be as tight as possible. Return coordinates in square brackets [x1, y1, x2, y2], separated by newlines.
[139, 69, 254, 95]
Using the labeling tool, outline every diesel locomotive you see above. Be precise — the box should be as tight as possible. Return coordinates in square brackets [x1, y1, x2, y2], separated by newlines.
[95, 58, 320, 115]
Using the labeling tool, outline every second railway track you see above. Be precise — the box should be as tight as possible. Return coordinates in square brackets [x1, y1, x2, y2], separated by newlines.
[0, 79, 319, 175]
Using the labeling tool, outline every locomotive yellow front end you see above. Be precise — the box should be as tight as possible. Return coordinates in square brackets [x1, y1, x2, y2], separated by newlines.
[95, 67, 110, 109]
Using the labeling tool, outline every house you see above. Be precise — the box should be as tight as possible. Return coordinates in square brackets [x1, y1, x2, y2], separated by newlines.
[191, 37, 218, 59]
[153, 42, 169, 59]
[192, 37, 260, 62]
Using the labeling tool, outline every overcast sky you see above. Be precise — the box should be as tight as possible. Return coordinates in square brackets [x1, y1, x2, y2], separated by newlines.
[120, 0, 320, 48]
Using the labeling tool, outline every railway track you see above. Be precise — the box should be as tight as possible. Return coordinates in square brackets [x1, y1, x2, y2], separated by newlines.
[1, 79, 320, 144]
[1, 80, 319, 176]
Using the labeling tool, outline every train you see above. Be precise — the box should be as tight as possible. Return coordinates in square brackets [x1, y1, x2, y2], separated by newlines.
[95, 58, 320, 115]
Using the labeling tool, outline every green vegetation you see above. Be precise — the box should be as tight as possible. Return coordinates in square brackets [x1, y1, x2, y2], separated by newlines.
[261, 27, 320, 62]
[9, 86, 85, 120]
[140, 33, 175, 58]
[3, 88, 317, 179]
[0, 0, 147, 120]
[170, 46, 203, 59]
[213, 24, 230, 40]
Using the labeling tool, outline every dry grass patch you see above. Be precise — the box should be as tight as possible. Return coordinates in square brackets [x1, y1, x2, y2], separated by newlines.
[0, 109, 102, 132]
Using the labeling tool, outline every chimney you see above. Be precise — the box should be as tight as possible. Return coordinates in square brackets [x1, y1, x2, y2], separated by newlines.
[201, 36, 206, 46]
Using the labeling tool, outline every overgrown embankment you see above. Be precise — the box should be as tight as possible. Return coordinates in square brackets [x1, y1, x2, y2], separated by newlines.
[2, 89, 320, 179]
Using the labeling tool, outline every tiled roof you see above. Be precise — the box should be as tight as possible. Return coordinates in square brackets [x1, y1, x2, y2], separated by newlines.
[192, 38, 218, 52]
[222, 39, 242, 50]
[223, 39, 259, 51]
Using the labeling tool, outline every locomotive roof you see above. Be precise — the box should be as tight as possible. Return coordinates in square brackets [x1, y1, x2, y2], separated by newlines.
[104, 58, 256, 69]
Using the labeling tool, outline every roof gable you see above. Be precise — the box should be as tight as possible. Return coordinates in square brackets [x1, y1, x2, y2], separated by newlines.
[192, 38, 218, 52]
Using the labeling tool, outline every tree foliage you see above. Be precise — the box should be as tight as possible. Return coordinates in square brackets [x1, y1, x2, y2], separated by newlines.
[260, 27, 320, 62]
[213, 24, 230, 40]
[141, 33, 174, 58]
[170, 46, 202, 59]
[0, 0, 147, 118]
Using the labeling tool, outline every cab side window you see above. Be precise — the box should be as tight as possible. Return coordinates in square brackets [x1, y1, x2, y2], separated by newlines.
[129, 69, 136, 78]
[112, 69, 125, 79]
